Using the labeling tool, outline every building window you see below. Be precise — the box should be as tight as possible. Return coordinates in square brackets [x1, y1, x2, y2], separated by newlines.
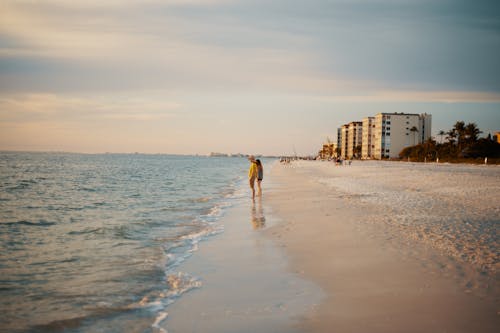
[386, 132, 390, 136]
[387, 121, 391, 125]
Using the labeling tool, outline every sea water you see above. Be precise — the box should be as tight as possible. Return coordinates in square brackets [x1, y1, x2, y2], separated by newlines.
[0, 152, 255, 332]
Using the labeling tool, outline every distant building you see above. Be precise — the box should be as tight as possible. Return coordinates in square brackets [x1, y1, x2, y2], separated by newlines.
[372, 113, 432, 159]
[361, 117, 376, 159]
[331, 112, 432, 160]
[337, 122, 362, 159]
[337, 127, 342, 156]
[339, 124, 349, 159]
[347, 121, 363, 159]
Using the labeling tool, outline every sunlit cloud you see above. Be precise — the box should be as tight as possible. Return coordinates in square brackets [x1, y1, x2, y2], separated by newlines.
[315, 90, 500, 104]
[0, 93, 181, 123]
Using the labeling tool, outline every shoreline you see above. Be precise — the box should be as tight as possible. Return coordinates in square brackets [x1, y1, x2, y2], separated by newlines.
[162, 184, 323, 333]
[265, 160, 499, 332]
[159, 159, 498, 332]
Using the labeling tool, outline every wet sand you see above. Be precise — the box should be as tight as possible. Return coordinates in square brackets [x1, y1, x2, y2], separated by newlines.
[163, 195, 323, 333]
[266, 160, 499, 333]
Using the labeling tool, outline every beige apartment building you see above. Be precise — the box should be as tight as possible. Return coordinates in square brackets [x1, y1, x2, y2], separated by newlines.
[339, 124, 349, 158]
[337, 122, 362, 159]
[361, 117, 376, 159]
[347, 121, 363, 159]
[371, 113, 432, 159]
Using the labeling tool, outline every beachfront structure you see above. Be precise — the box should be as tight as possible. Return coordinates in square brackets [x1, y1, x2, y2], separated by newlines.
[337, 122, 362, 159]
[347, 122, 363, 159]
[339, 124, 349, 159]
[332, 112, 432, 160]
[361, 117, 376, 159]
[372, 113, 432, 159]
[337, 127, 342, 157]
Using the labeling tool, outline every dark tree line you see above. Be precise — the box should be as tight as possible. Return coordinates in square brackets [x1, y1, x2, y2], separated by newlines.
[399, 121, 500, 163]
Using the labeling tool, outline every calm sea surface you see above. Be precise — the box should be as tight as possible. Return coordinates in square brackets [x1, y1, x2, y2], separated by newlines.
[0, 152, 254, 332]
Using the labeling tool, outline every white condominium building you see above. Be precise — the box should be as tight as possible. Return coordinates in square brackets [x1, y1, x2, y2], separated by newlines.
[372, 113, 432, 159]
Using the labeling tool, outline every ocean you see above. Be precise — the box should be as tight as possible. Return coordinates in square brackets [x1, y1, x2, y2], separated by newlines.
[0, 152, 258, 332]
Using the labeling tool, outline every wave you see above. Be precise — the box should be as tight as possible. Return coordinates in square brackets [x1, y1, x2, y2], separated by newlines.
[185, 196, 212, 203]
[1, 220, 56, 227]
[67, 227, 103, 235]
[5, 179, 39, 191]
[148, 192, 241, 330]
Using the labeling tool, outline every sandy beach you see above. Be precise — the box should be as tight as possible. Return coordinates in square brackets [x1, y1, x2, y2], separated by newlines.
[162, 159, 499, 333]
[266, 160, 499, 333]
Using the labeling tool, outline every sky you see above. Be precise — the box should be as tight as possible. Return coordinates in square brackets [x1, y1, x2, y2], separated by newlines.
[1, 0, 499, 156]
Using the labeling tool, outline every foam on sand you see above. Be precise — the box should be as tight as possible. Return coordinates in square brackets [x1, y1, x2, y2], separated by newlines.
[162, 198, 323, 333]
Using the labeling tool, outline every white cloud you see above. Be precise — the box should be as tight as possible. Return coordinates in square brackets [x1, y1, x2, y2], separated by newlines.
[0, 92, 181, 123]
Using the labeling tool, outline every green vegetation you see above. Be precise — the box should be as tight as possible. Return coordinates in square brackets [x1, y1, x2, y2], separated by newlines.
[399, 121, 500, 164]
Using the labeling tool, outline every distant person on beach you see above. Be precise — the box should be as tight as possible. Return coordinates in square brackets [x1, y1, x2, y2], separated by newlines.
[255, 159, 263, 196]
[248, 155, 258, 199]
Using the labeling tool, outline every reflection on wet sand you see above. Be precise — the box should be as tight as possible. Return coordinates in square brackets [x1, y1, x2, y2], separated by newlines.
[251, 198, 266, 229]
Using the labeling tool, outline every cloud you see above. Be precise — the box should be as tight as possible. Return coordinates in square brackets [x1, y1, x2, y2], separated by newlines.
[0, 0, 322, 94]
[0, 92, 181, 124]
[314, 90, 500, 104]
[2, 0, 499, 95]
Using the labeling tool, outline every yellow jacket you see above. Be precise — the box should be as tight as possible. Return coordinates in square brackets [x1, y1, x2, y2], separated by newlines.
[248, 162, 258, 179]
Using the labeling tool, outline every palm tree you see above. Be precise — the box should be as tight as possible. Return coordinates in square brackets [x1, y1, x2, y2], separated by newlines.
[446, 128, 457, 144]
[410, 126, 419, 146]
[464, 122, 482, 145]
[453, 121, 466, 150]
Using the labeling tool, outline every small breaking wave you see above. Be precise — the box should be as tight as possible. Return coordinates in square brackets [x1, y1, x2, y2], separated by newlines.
[1, 219, 56, 227]
[149, 190, 242, 331]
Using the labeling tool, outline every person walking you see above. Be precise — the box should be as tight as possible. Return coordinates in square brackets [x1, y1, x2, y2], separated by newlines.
[255, 159, 263, 197]
[248, 155, 258, 199]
